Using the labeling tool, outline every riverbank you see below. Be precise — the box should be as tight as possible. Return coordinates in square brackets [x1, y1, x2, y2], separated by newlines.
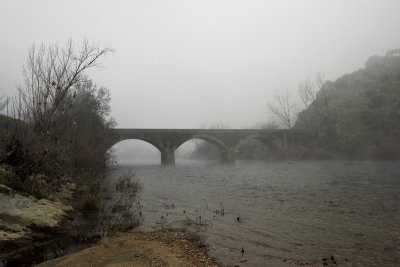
[38, 228, 222, 267]
[0, 164, 146, 265]
[0, 179, 76, 262]
[0, 165, 109, 265]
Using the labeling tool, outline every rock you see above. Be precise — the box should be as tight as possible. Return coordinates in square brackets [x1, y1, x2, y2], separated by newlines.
[0, 183, 73, 259]
[0, 184, 13, 196]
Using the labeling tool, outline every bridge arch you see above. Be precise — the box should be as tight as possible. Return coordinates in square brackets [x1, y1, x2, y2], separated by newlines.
[174, 134, 233, 163]
[108, 138, 163, 153]
[108, 138, 163, 164]
[176, 134, 229, 152]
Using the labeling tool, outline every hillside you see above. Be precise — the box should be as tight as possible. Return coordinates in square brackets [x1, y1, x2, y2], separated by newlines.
[296, 51, 400, 159]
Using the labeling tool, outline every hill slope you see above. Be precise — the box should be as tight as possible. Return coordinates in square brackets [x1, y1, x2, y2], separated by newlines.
[296, 52, 400, 158]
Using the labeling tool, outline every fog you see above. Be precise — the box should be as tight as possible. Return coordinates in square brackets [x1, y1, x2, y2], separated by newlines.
[1, 0, 399, 129]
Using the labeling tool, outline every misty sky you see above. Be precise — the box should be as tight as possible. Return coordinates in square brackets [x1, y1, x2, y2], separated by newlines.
[1, 0, 399, 129]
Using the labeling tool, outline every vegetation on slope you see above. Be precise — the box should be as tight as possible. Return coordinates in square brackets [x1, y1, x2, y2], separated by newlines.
[296, 51, 400, 159]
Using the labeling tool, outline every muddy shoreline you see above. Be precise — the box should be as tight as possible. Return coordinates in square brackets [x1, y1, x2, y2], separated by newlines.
[38, 229, 222, 267]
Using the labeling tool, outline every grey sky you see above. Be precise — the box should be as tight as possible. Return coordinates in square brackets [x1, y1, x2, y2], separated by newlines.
[1, 0, 399, 128]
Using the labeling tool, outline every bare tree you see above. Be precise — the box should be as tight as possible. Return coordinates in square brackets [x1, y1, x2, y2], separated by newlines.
[267, 90, 297, 129]
[298, 73, 330, 112]
[315, 73, 330, 114]
[296, 73, 332, 130]
[386, 48, 400, 57]
[262, 120, 279, 129]
[298, 78, 317, 110]
[209, 121, 230, 129]
[0, 87, 9, 114]
[16, 39, 112, 133]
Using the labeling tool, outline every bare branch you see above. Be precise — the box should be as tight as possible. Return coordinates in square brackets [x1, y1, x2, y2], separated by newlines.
[267, 90, 297, 129]
[298, 78, 317, 110]
[16, 39, 112, 133]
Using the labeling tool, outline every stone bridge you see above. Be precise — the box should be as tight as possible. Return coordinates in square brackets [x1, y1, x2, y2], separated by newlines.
[109, 128, 313, 165]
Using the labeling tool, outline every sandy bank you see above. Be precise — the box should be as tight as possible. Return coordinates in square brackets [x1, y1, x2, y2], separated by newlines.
[38, 229, 222, 267]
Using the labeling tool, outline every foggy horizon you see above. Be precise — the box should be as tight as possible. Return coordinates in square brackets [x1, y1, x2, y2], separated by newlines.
[1, 0, 399, 129]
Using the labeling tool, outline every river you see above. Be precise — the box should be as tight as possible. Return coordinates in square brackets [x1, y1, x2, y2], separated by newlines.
[106, 160, 400, 266]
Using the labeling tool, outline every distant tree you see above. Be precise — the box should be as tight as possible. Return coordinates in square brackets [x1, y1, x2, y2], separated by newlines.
[296, 73, 332, 131]
[315, 73, 330, 115]
[250, 120, 279, 130]
[267, 90, 297, 129]
[209, 121, 230, 129]
[386, 48, 400, 57]
[298, 78, 317, 111]
[0, 92, 7, 113]
[260, 120, 279, 129]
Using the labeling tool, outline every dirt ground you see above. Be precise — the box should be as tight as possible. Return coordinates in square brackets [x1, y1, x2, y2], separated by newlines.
[38, 229, 223, 267]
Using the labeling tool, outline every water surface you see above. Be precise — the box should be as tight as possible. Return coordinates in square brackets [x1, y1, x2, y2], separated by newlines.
[107, 160, 400, 266]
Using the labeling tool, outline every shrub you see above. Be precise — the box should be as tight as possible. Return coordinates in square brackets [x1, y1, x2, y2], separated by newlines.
[95, 173, 142, 238]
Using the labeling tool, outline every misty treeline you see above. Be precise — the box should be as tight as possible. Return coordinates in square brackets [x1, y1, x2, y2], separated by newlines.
[293, 51, 400, 159]
[192, 49, 400, 160]
[268, 49, 400, 159]
[0, 39, 117, 198]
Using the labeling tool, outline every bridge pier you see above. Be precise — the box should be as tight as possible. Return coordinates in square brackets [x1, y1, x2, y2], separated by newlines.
[220, 149, 235, 164]
[161, 151, 175, 165]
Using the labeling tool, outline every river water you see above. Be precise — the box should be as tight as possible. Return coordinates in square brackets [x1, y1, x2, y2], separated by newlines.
[106, 160, 400, 266]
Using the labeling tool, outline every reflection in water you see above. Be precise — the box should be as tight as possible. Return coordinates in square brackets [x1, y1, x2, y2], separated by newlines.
[106, 160, 400, 266]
